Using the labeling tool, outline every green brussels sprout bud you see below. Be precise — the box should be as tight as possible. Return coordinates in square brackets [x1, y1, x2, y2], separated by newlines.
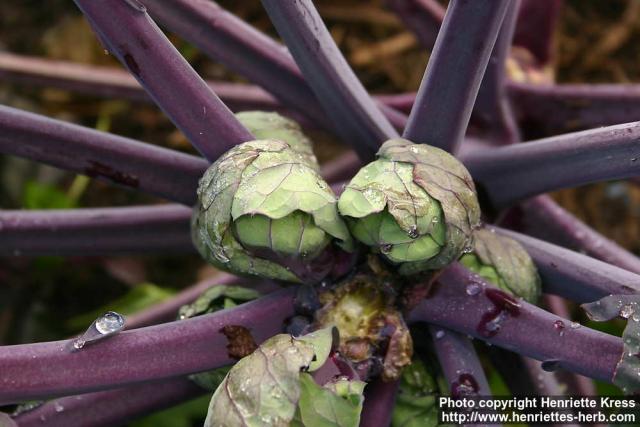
[314, 272, 413, 381]
[460, 228, 541, 303]
[235, 111, 318, 169]
[338, 138, 481, 275]
[192, 139, 353, 284]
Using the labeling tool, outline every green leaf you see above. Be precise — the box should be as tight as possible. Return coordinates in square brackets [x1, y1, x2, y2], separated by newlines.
[23, 181, 76, 209]
[460, 228, 541, 303]
[204, 328, 336, 427]
[392, 360, 440, 427]
[582, 295, 640, 394]
[292, 374, 365, 427]
[178, 285, 261, 320]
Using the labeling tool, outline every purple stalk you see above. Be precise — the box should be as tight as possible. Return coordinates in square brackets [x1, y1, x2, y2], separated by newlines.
[0, 205, 193, 257]
[127, 274, 280, 330]
[261, 0, 398, 160]
[510, 82, 640, 136]
[409, 263, 622, 383]
[0, 105, 207, 205]
[512, 0, 562, 66]
[462, 121, 640, 208]
[13, 377, 205, 427]
[141, 0, 327, 128]
[359, 379, 399, 427]
[142, 0, 406, 144]
[73, 0, 253, 161]
[403, 0, 509, 153]
[373, 92, 415, 114]
[0, 52, 284, 112]
[0, 288, 295, 404]
[126, 272, 240, 329]
[319, 151, 362, 184]
[428, 326, 492, 396]
[495, 227, 640, 303]
[385, 0, 444, 51]
[472, 0, 521, 144]
[487, 348, 566, 398]
[511, 195, 640, 275]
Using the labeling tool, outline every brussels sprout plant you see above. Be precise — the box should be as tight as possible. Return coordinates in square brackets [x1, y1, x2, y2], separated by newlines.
[2, 0, 640, 426]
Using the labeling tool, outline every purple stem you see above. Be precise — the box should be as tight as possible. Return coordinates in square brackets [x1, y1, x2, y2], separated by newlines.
[543, 294, 598, 397]
[408, 263, 622, 383]
[127, 274, 280, 330]
[462, 121, 640, 209]
[373, 93, 414, 114]
[490, 349, 568, 397]
[403, 0, 509, 153]
[385, 0, 444, 51]
[141, 0, 327, 128]
[143, 0, 406, 146]
[428, 326, 492, 396]
[495, 227, 640, 303]
[512, 0, 562, 66]
[0, 288, 295, 404]
[472, 0, 521, 145]
[0, 52, 290, 113]
[13, 377, 205, 427]
[126, 272, 240, 329]
[260, 0, 397, 161]
[511, 195, 640, 275]
[392, 0, 561, 68]
[0, 105, 207, 205]
[510, 82, 640, 136]
[0, 205, 193, 257]
[359, 379, 399, 427]
[73, 0, 253, 161]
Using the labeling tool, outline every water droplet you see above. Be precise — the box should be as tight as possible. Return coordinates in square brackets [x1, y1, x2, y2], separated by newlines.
[570, 322, 581, 329]
[95, 312, 125, 334]
[410, 146, 419, 154]
[633, 313, 640, 322]
[462, 245, 473, 254]
[407, 225, 419, 239]
[71, 311, 125, 350]
[466, 283, 481, 296]
[435, 330, 445, 339]
[54, 402, 64, 413]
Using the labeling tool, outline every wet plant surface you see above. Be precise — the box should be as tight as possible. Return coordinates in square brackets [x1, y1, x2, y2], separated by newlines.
[2, 0, 640, 426]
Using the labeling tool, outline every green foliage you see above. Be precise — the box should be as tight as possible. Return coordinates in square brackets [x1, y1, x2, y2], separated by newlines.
[291, 374, 365, 427]
[460, 228, 541, 303]
[392, 359, 442, 427]
[204, 328, 337, 427]
[22, 181, 76, 209]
